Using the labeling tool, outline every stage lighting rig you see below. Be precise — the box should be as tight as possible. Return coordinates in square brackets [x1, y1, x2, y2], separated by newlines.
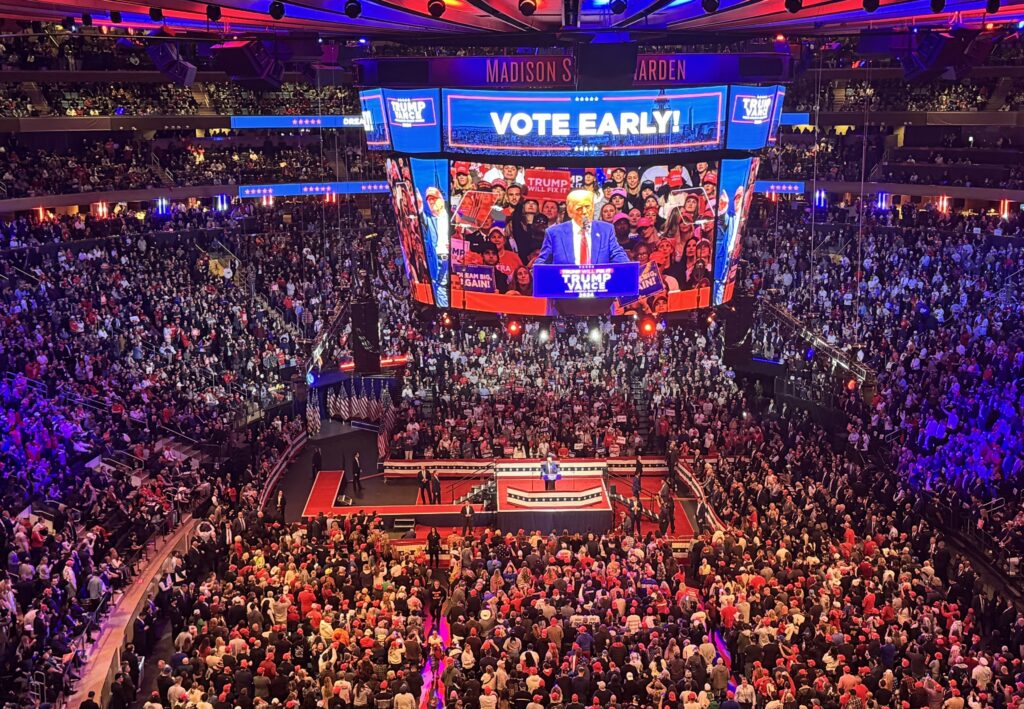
[784, 0, 802, 13]
[863, 0, 879, 11]
[986, 0, 999, 13]
[519, 0, 537, 15]
[427, 0, 446, 17]
[930, 0, 944, 12]
[206, 4, 222, 21]
[110, 11, 122, 22]
[702, 0, 719, 12]
[610, 0, 627, 13]
[269, 0, 286, 19]
[149, 7, 164, 21]
[345, 0, 362, 17]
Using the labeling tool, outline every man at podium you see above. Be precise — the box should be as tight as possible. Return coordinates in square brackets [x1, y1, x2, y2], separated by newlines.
[541, 454, 560, 491]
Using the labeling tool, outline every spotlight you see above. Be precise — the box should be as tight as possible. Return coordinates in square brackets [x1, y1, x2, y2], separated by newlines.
[538, 330, 549, 343]
[149, 7, 163, 21]
[206, 4, 222, 21]
[930, 0, 944, 12]
[427, 0, 446, 17]
[506, 320, 522, 337]
[81, 13, 92, 26]
[344, 0, 361, 17]
[784, 0, 801, 13]
[589, 327, 602, 343]
[110, 10, 122, 22]
[609, 0, 627, 13]
[863, 0, 879, 11]
[519, 0, 536, 15]
[986, 0, 999, 12]
[440, 312, 453, 328]
[639, 317, 657, 337]
[702, 0, 719, 12]
[847, 378, 858, 391]
[269, 0, 285, 19]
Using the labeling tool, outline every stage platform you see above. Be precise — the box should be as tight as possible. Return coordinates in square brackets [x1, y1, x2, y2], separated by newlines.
[495, 474, 613, 533]
[299, 457, 700, 542]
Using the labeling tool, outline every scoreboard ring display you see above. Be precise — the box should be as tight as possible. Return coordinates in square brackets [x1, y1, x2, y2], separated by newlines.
[365, 84, 785, 316]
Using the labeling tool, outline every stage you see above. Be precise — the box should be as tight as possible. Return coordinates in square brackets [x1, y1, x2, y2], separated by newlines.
[298, 456, 699, 542]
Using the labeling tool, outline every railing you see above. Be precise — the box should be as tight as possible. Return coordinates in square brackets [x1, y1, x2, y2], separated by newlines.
[446, 460, 497, 504]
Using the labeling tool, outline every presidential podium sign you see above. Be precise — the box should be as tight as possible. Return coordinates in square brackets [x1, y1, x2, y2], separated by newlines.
[532, 263, 641, 300]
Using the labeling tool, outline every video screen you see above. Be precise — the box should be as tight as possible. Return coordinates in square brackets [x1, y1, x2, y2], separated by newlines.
[384, 157, 434, 305]
[713, 157, 759, 306]
[447, 161, 719, 316]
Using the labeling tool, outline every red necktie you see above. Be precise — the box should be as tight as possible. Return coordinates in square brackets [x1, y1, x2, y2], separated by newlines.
[579, 227, 589, 265]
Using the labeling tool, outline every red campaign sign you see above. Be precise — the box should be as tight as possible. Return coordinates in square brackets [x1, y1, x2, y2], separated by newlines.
[524, 169, 573, 204]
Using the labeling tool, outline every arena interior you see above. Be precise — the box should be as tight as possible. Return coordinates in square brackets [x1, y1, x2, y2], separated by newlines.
[1, 2, 1024, 709]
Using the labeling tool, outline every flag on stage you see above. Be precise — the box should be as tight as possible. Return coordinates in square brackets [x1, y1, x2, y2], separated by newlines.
[306, 397, 321, 437]
[339, 386, 350, 421]
[327, 389, 338, 419]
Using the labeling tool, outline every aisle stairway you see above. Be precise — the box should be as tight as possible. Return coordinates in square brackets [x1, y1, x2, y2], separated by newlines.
[986, 77, 1014, 111]
[190, 84, 216, 115]
[22, 82, 50, 115]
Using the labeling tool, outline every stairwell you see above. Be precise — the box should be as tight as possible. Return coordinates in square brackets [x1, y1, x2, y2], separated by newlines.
[191, 84, 217, 116]
[986, 77, 1014, 111]
[630, 371, 651, 450]
[150, 153, 175, 187]
[22, 82, 50, 116]
[830, 80, 849, 112]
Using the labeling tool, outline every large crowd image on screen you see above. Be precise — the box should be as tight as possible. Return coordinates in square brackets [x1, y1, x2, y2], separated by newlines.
[448, 162, 721, 314]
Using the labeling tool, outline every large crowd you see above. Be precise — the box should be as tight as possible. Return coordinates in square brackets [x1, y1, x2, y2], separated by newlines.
[0, 25, 1023, 709]
[742, 201, 1024, 569]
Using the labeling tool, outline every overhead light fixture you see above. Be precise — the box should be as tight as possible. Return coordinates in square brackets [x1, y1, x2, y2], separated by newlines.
[930, 0, 944, 11]
[609, 0, 627, 13]
[269, 0, 285, 19]
[344, 0, 361, 16]
[702, 0, 719, 11]
[863, 0, 879, 11]
[149, 7, 164, 21]
[427, 0, 445, 17]
[519, 0, 537, 15]
[986, 0, 999, 12]
[784, 0, 801, 12]
[81, 12, 92, 25]
[110, 10, 122, 22]
[206, 4, 222, 20]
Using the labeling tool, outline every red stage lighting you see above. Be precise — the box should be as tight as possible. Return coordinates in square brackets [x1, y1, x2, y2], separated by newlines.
[440, 312, 453, 328]
[506, 320, 522, 336]
[639, 317, 657, 336]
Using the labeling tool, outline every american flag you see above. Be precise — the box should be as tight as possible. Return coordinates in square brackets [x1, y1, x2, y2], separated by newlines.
[306, 396, 321, 437]
[339, 386, 350, 421]
[327, 389, 338, 419]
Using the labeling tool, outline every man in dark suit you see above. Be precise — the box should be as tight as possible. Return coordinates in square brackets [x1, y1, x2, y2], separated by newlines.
[536, 190, 631, 266]
[418, 468, 432, 504]
[461, 502, 474, 537]
[310, 446, 322, 481]
[351, 452, 362, 491]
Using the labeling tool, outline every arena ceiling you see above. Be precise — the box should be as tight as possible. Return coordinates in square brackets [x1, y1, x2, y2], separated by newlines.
[1, 0, 1021, 39]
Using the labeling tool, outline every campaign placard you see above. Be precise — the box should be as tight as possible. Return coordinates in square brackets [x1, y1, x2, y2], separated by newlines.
[452, 190, 497, 230]
[460, 265, 497, 293]
[532, 263, 640, 300]
[523, 169, 572, 203]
